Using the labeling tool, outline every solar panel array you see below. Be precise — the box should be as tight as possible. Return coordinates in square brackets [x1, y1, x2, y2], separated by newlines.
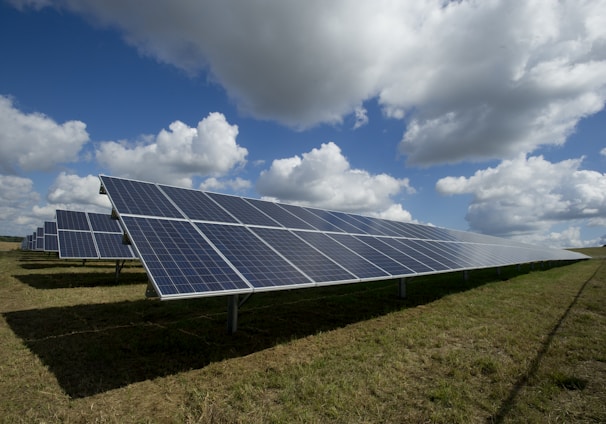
[56, 209, 137, 260]
[99, 175, 588, 301]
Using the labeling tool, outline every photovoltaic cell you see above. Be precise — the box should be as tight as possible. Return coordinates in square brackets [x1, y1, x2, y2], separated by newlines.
[357, 236, 439, 273]
[277, 203, 345, 232]
[197, 223, 313, 289]
[58, 231, 98, 259]
[56, 209, 136, 260]
[88, 212, 123, 233]
[101, 176, 183, 218]
[205, 192, 280, 227]
[94, 233, 134, 259]
[250, 227, 357, 283]
[243, 198, 316, 230]
[121, 216, 251, 297]
[160, 185, 238, 223]
[294, 231, 390, 279]
[56, 209, 90, 231]
[328, 233, 417, 276]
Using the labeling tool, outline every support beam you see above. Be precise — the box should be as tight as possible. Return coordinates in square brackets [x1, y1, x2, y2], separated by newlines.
[227, 294, 239, 334]
[114, 259, 126, 283]
[398, 277, 407, 299]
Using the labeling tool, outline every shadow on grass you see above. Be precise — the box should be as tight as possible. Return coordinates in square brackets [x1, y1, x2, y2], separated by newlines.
[13, 271, 148, 289]
[4, 266, 530, 399]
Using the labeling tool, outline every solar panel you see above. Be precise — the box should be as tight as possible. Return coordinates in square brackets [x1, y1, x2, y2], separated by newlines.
[249, 227, 357, 284]
[293, 230, 390, 280]
[56, 209, 136, 260]
[43, 221, 58, 252]
[99, 175, 589, 303]
[35, 227, 44, 251]
[205, 192, 281, 227]
[58, 230, 98, 259]
[120, 216, 250, 297]
[159, 185, 238, 223]
[197, 223, 314, 289]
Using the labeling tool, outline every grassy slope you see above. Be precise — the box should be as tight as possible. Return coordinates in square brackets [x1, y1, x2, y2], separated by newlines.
[0, 249, 604, 423]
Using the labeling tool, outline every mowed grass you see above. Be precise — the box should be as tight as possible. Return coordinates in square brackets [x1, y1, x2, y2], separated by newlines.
[0, 247, 604, 423]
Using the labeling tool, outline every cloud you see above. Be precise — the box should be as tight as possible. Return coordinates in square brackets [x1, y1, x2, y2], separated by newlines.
[0, 175, 40, 234]
[46, 172, 111, 211]
[257, 142, 414, 219]
[9, 1, 606, 164]
[353, 106, 369, 129]
[436, 154, 606, 245]
[0, 95, 90, 173]
[96, 112, 248, 187]
[0, 172, 112, 236]
[199, 177, 251, 193]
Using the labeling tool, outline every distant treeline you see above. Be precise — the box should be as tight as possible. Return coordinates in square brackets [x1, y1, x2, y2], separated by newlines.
[0, 236, 23, 242]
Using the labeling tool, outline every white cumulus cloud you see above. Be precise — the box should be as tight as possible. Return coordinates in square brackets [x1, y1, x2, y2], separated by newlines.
[436, 154, 606, 246]
[96, 112, 248, 187]
[0, 95, 90, 173]
[9, 0, 606, 165]
[257, 141, 414, 219]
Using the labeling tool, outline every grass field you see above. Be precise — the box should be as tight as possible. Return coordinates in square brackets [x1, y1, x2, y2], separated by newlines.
[0, 246, 604, 423]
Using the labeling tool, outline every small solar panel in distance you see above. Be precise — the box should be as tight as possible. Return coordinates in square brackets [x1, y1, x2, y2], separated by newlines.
[44, 221, 58, 252]
[121, 216, 252, 298]
[36, 227, 44, 251]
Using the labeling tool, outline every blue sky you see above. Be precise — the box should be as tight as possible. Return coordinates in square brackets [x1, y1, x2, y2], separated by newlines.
[1, 0, 605, 247]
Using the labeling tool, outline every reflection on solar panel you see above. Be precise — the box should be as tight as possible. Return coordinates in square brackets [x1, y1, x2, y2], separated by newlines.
[99, 174, 589, 305]
[56, 209, 137, 260]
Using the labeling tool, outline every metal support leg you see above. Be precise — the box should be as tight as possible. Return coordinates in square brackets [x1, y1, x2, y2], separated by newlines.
[398, 277, 407, 299]
[114, 260, 126, 283]
[227, 294, 239, 334]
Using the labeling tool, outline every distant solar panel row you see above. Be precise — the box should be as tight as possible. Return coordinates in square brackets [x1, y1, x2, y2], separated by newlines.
[99, 175, 588, 300]
[56, 209, 137, 260]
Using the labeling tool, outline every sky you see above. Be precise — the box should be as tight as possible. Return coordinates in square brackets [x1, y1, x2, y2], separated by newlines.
[1, 0, 605, 248]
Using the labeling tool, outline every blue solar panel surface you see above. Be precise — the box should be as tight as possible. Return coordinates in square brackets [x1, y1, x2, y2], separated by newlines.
[58, 231, 98, 259]
[197, 223, 313, 289]
[56, 209, 136, 260]
[121, 216, 250, 296]
[159, 185, 238, 223]
[99, 175, 589, 300]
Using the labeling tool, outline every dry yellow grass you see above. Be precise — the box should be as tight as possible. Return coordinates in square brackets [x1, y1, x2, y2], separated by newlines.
[1, 249, 604, 423]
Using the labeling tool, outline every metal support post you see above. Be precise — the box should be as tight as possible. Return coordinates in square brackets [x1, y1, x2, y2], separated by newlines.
[227, 294, 239, 334]
[398, 277, 407, 299]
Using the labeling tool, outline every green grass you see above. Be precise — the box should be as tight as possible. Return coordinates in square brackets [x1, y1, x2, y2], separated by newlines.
[0, 249, 604, 423]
